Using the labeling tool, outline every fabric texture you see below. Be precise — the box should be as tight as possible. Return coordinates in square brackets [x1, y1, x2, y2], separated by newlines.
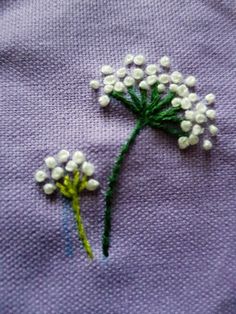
[1, 0, 236, 313]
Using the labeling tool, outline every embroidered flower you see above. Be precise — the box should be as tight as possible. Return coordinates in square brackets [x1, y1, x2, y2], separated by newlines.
[35, 150, 99, 259]
[90, 54, 217, 151]
[90, 54, 218, 257]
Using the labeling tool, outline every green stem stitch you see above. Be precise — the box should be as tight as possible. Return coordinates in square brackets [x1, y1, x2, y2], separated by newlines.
[102, 85, 186, 257]
[103, 119, 144, 257]
[57, 170, 94, 259]
[71, 194, 94, 259]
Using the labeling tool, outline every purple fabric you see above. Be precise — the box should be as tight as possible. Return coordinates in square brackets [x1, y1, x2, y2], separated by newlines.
[1, 0, 236, 313]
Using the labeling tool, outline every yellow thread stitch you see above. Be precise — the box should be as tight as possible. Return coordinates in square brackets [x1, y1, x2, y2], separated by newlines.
[56, 172, 93, 260]
[71, 194, 93, 259]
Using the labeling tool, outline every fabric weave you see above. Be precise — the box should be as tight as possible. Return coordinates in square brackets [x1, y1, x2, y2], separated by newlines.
[0, 0, 236, 313]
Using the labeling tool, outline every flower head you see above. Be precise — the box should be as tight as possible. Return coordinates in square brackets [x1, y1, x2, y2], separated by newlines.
[90, 54, 218, 151]
[35, 150, 99, 196]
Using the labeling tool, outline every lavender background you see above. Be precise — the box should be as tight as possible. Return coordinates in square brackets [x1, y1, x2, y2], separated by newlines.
[1, 0, 236, 313]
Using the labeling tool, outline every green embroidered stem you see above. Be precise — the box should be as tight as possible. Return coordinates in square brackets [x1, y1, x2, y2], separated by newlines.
[56, 171, 94, 259]
[71, 194, 94, 260]
[102, 87, 186, 256]
[102, 119, 144, 257]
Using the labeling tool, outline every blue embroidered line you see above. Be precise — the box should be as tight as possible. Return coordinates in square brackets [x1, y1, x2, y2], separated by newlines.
[61, 199, 74, 257]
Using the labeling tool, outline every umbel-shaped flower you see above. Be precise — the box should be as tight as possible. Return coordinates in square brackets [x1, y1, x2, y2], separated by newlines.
[35, 150, 99, 259]
[90, 54, 218, 257]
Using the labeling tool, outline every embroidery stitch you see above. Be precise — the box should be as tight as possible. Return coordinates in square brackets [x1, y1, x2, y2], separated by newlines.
[90, 54, 218, 257]
[35, 150, 100, 259]
[61, 198, 74, 257]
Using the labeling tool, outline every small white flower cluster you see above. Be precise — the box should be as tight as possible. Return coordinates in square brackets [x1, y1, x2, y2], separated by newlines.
[90, 54, 173, 107]
[177, 93, 217, 150]
[35, 150, 99, 195]
[90, 54, 218, 151]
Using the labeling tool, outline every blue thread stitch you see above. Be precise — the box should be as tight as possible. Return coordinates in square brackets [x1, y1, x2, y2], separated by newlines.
[61, 199, 74, 257]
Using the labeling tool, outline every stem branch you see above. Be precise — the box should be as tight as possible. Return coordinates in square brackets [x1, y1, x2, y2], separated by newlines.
[71, 195, 94, 259]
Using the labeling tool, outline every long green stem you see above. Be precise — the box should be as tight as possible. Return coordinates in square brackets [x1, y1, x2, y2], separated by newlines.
[71, 194, 94, 259]
[102, 120, 144, 257]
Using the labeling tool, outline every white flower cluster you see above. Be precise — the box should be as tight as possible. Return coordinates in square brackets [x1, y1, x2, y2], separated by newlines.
[90, 54, 172, 107]
[90, 54, 218, 151]
[35, 150, 99, 195]
[177, 94, 217, 150]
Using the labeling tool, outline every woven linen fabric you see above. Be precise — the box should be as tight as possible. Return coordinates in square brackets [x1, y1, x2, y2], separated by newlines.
[1, 0, 236, 313]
